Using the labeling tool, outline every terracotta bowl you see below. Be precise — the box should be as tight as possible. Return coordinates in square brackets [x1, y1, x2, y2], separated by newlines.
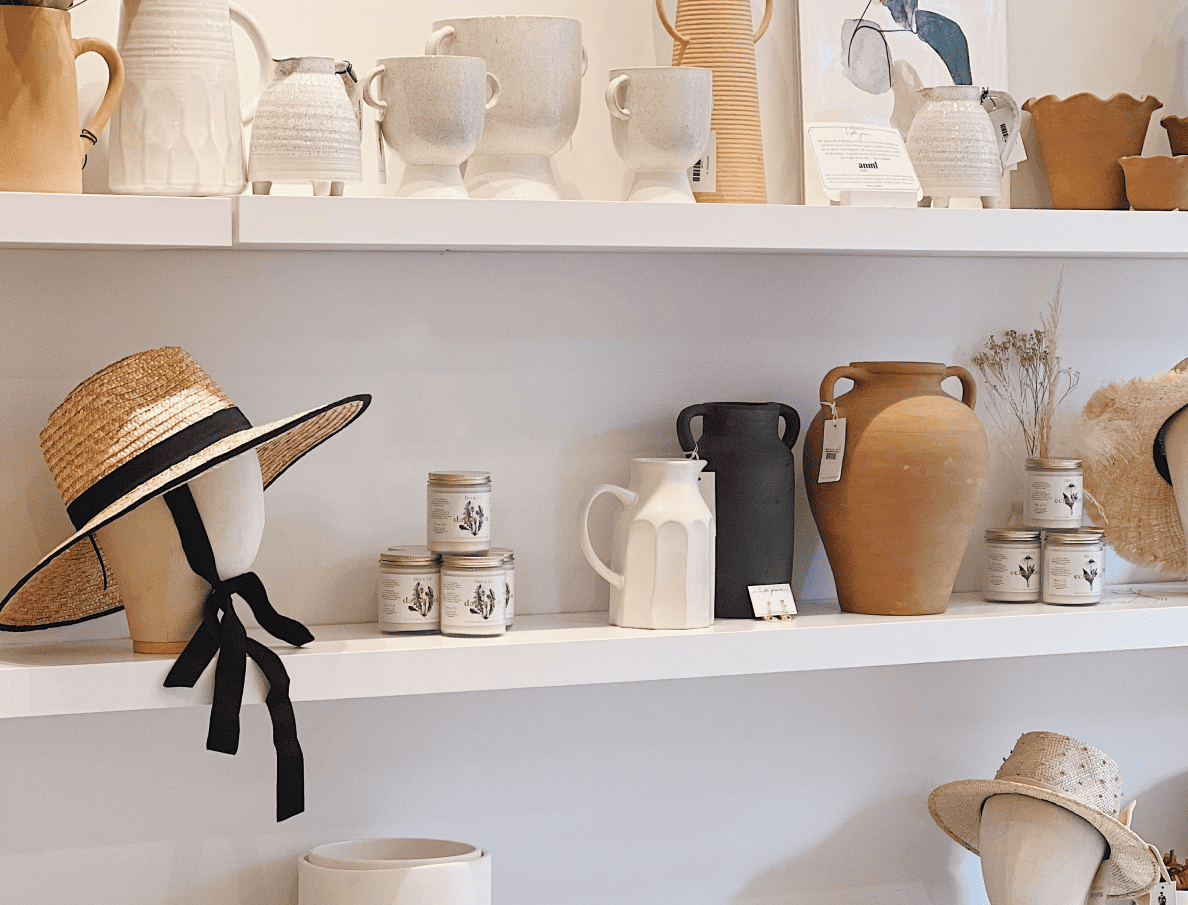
[1119, 155, 1188, 210]
[1161, 115, 1188, 156]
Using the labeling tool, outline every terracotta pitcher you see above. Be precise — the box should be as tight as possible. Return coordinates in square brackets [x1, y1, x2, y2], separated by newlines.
[0, 6, 124, 193]
[655, 0, 771, 204]
[803, 362, 988, 616]
[1022, 93, 1162, 209]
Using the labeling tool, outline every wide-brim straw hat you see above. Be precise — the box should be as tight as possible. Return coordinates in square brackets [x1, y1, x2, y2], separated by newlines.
[929, 731, 1160, 899]
[0, 347, 370, 630]
[1079, 359, 1188, 575]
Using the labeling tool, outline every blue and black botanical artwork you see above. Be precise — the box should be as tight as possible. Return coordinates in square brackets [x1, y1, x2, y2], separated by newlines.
[408, 581, 434, 617]
[842, 0, 972, 94]
[470, 585, 498, 619]
[459, 500, 485, 536]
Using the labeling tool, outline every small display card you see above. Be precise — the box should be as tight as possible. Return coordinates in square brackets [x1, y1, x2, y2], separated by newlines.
[690, 131, 717, 194]
[818, 418, 846, 483]
[806, 123, 922, 204]
[749, 583, 797, 620]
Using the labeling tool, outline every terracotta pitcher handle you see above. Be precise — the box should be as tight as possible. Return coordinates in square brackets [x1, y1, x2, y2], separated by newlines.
[579, 483, 637, 591]
[73, 37, 124, 166]
[819, 365, 870, 413]
[778, 404, 801, 450]
[676, 403, 708, 454]
[944, 365, 978, 410]
[656, 0, 772, 45]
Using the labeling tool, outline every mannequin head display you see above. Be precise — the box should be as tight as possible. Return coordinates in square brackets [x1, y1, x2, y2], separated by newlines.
[95, 449, 266, 653]
[1081, 359, 1188, 575]
[930, 733, 1161, 905]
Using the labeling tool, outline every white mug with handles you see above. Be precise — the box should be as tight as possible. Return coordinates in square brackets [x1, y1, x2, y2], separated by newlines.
[363, 56, 500, 199]
[425, 16, 586, 199]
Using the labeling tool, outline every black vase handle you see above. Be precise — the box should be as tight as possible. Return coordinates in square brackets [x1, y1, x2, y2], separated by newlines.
[778, 403, 801, 449]
[676, 403, 708, 453]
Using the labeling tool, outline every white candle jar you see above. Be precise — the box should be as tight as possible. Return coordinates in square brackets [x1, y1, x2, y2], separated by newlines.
[984, 530, 1041, 602]
[1025, 457, 1083, 529]
[490, 546, 515, 626]
[1042, 530, 1105, 605]
[378, 546, 441, 633]
[427, 471, 492, 553]
[440, 554, 506, 637]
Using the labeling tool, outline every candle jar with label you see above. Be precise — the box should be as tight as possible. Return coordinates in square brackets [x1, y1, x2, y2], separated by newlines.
[427, 471, 492, 553]
[1025, 457, 1083, 529]
[440, 553, 506, 637]
[490, 546, 515, 627]
[984, 529, 1042, 602]
[1042, 529, 1105, 605]
[378, 546, 441, 633]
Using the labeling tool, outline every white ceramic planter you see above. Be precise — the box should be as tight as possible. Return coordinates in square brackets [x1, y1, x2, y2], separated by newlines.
[298, 845, 490, 905]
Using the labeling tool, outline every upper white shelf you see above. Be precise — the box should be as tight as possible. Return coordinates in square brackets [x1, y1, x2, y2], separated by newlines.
[233, 196, 1188, 256]
[0, 192, 232, 249]
[2, 585, 1185, 720]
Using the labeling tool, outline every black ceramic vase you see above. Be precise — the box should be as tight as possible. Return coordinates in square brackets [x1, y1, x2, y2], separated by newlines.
[676, 402, 800, 619]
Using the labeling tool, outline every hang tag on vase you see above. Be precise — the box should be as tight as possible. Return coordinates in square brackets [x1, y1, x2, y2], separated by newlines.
[1148, 882, 1177, 905]
[376, 121, 387, 185]
[690, 131, 717, 193]
[749, 584, 797, 620]
[698, 471, 716, 520]
[818, 418, 846, 483]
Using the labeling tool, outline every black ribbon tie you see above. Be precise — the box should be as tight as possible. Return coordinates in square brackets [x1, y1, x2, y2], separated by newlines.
[161, 484, 314, 822]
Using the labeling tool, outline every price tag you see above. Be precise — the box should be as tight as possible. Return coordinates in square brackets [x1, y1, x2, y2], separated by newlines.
[749, 584, 797, 620]
[806, 123, 922, 204]
[690, 131, 717, 193]
[376, 121, 388, 185]
[698, 470, 716, 520]
[818, 418, 846, 483]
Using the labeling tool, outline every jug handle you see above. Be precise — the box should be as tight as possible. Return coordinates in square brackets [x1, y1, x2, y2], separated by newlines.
[983, 90, 1021, 170]
[361, 65, 387, 115]
[606, 74, 631, 122]
[425, 25, 455, 55]
[819, 365, 870, 414]
[579, 483, 637, 592]
[655, 0, 772, 47]
[73, 37, 124, 166]
[230, 1, 272, 125]
[485, 72, 502, 111]
[676, 403, 708, 454]
[944, 365, 978, 410]
[778, 404, 801, 450]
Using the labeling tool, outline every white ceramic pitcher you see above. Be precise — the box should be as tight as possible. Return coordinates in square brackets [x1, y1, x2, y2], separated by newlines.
[904, 85, 1020, 208]
[109, 0, 271, 195]
[579, 458, 714, 630]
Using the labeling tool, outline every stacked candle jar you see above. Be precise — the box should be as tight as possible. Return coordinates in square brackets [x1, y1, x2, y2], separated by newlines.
[378, 471, 515, 637]
[984, 457, 1103, 605]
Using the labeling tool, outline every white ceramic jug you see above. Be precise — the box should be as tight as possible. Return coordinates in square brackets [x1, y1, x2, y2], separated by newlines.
[109, 0, 271, 196]
[579, 458, 714, 630]
[904, 84, 1020, 208]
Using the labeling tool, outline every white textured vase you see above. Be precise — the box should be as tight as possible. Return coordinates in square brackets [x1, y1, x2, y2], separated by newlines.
[579, 457, 714, 630]
[249, 57, 362, 195]
[109, 0, 270, 196]
[425, 16, 585, 199]
[607, 66, 712, 203]
[905, 85, 1019, 209]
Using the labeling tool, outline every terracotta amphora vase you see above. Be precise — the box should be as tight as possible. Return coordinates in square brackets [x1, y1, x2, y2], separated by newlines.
[0, 6, 124, 193]
[1021, 93, 1162, 209]
[655, 0, 771, 204]
[803, 362, 988, 616]
[676, 402, 800, 619]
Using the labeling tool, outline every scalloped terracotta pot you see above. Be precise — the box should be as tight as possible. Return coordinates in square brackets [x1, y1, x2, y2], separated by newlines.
[803, 362, 988, 616]
[1022, 93, 1161, 209]
[1120, 155, 1188, 210]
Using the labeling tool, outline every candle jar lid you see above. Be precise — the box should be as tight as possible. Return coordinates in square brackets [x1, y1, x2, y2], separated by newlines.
[985, 530, 1041, 542]
[441, 554, 506, 570]
[380, 548, 440, 567]
[428, 471, 491, 486]
[488, 546, 515, 563]
[1026, 457, 1083, 470]
[1044, 530, 1102, 546]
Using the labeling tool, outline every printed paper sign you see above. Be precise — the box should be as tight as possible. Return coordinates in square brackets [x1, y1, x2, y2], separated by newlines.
[806, 123, 922, 201]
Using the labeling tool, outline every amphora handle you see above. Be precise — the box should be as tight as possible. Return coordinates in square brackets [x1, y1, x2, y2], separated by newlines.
[579, 483, 637, 592]
[655, 0, 772, 48]
[778, 404, 801, 450]
[676, 403, 707, 453]
[819, 365, 871, 414]
[231, 1, 273, 125]
[73, 36, 124, 165]
[944, 365, 978, 410]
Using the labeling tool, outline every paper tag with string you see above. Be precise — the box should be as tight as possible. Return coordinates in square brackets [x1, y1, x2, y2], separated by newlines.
[818, 402, 846, 483]
[685, 444, 716, 518]
[1143, 843, 1178, 905]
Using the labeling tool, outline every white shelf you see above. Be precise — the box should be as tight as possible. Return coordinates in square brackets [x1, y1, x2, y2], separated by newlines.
[233, 196, 1188, 256]
[2, 585, 1185, 720]
[0, 193, 232, 249]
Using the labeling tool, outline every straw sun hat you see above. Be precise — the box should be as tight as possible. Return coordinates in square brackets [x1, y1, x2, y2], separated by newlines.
[1079, 359, 1188, 575]
[0, 347, 370, 630]
[929, 732, 1161, 899]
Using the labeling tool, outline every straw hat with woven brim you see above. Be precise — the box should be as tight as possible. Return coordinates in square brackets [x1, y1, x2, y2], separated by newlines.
[1079, 359, 1188, 575]
[929, 731, 1160, 899]
[0, 347, 370, 630]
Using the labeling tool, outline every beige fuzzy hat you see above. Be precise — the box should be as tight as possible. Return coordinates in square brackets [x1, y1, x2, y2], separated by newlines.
[929, 731, 1161, 899]
[1079, 359, 1188, 575]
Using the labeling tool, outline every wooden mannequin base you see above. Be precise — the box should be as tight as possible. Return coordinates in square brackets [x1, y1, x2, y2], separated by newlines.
[132, 639, 188, 654]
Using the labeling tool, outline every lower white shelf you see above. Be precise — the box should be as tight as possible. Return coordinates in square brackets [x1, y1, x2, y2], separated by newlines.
[1, 585, 1185, 720]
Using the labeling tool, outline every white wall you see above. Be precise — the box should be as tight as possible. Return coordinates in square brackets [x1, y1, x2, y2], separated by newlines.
[4, 0, 1188, 903]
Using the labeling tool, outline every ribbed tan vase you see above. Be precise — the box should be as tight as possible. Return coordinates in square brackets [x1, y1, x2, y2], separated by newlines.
[655, 0, 770, 204]
[802, 362, 988, 616]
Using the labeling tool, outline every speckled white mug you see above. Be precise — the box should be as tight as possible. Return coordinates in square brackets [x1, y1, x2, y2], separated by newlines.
[425, 16, 586, 199]
[362, 56, 500, 199]
[606, 67, 712, 203]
